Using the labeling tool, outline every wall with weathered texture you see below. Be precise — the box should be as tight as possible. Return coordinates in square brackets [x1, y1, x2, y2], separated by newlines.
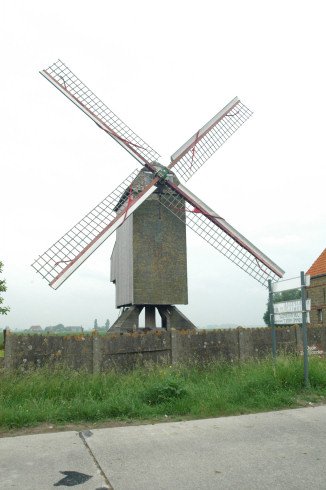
[306, 275, 326, 326]
[110, 167, 188, 308]
[306, 325, 326, 355]
[98, 330, 171, 371]
[4, 325, 326, 372]
[171, 328, 239, 364]
[4, 330, 171, 372]
[4, 334, 94, 371]
[133, 194, 188, 305]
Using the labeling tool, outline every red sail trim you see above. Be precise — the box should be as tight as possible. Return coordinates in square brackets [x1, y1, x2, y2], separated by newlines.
[164, 180, 283, 278]
[43, 70, 150, 166]
[123, 185, 134, 222]
[49, 176, 160, 288]
[168, 99, 240, 169]
[98, 125, 145, 150]
[54, 259, 73, 266]
[190, 130, 200, 167]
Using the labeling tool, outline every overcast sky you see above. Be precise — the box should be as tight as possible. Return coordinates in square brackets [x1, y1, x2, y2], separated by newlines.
[1, 0, 325, 330]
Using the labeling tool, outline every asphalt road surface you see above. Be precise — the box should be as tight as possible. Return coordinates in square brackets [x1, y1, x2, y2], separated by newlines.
[1, 406, 326, 489]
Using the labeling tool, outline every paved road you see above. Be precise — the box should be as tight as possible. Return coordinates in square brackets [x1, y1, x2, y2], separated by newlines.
[1, 406, 326, 489]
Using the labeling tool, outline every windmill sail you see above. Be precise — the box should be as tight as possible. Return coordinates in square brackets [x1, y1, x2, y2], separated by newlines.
[40, 60, 160, 166]
[159, 181, 284, 286]
[32, 169, 160, 289]
[35, 60, 283, 291]
[169, 97, 252, 182]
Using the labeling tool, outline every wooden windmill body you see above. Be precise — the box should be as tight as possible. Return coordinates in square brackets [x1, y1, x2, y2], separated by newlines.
[110, 166, 192, 330]
[33, 60, 285, 332]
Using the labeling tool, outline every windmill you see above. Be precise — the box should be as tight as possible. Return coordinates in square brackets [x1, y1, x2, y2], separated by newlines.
[32, 60, 284, 332]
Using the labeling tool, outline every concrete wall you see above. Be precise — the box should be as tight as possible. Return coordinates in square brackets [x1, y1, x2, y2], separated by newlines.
[4, 334, 94, 371]
[98, 330, 171, 371]
[4, 331, 171, 372]
[4, 325, 326, 372]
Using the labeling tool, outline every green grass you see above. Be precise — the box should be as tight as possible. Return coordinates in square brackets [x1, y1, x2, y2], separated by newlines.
[0, 331, 4, 357]
[0, 356, 326, 430]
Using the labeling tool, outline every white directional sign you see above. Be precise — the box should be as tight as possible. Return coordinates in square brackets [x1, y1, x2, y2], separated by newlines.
[274, 299, 311, 314]
[273, 299, 311, 325]
[274, 311, 310, 325]
[271, 275, 310, 293]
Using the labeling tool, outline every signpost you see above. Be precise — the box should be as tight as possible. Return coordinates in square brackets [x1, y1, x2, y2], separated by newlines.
[300, 271, 310, 388]
[268, 272, 310, 388]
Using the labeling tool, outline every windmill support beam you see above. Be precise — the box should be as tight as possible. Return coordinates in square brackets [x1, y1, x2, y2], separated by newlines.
[157, 306, 196, 331]
[109, 305, 143, 332]
[145, 306, 156, 328]
[109, 305, 196, 333]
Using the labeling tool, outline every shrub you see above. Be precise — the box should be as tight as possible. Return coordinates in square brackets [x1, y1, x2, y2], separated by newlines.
[142, 378, 188, 405]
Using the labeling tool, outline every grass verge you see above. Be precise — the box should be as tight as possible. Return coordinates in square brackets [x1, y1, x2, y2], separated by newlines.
[1, 356, 326, 432]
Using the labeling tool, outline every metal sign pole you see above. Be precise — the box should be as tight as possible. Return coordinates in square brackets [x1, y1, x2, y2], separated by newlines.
[300, 271, 310, 388]
[268, 279, 276, 359]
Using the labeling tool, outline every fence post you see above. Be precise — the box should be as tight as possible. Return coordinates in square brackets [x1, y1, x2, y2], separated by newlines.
[3, 329, 13, 371]
[268, 280, 276, 359]
[300, 271, 310, 388]
[92, 332, 101, 373]
[170, 329, 177, 365]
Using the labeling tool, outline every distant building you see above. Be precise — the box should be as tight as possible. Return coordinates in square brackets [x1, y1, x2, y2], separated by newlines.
[306, 249, 326, 326]
[43, 325, 83, 333]
[44, 324, 66, 333]
[29, 325, 42, 332]
[65, 326, 83, 333]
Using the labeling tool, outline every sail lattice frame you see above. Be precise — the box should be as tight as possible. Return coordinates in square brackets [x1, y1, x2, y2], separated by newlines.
[32, 169, 140, 284]
[169, 100, 252, 182]
[41, 60, 161, 165]
[159, 188, 282, 287]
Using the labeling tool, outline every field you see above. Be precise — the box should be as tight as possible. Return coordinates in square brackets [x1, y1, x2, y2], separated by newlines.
[0, 356, 326, 433]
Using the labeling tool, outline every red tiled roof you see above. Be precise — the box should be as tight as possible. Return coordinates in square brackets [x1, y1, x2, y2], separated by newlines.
[307, 248, 326, 277]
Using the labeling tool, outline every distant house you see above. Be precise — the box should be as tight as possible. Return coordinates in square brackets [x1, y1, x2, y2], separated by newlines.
[29, 325, 42, 332]
[44, 324, 66, 333]
[43, 324, 83, 333]
[65, 326, 83, 333]
[306, 249, 326, 326]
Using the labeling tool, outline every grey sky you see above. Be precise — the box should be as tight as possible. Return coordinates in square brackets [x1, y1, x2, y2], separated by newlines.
[1, 0, 325, 330]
